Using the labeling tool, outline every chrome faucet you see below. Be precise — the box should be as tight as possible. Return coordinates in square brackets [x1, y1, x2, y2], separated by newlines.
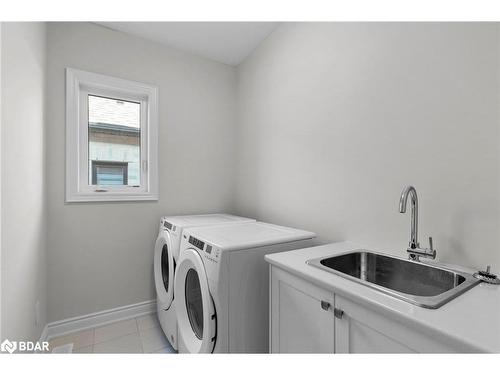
[399, 186, 436, 261]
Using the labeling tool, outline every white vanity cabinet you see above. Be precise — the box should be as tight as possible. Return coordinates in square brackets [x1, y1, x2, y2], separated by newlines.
[270, 265, 465, 353]
[270, 267, 335, 353]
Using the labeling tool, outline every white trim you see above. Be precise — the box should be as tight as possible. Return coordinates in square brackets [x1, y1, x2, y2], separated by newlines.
[39, 325, 49, 343]
[44, 299, 157, 340]
[65, 68, 159, 203]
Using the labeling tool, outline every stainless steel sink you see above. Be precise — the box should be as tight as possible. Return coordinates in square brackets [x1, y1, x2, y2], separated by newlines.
[307, 250, 480, 309]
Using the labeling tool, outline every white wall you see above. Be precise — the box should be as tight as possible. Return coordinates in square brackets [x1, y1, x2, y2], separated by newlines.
[1, 22, 47, 341]
[46, 23, 238, 322]
[4, 22, 496, 331]
[0, 21, 3, 341]
[235, 23, 500, 272]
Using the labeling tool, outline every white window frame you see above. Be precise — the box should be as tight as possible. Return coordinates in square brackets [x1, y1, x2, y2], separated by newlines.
[66, 68, 159, 202]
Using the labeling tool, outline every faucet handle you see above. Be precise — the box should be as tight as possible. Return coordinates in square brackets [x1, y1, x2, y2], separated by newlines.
[473, 265, 500, 284]
[428, 236, 436, 258]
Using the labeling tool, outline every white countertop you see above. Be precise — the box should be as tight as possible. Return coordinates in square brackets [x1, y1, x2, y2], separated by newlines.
[265, 241, 500, 353]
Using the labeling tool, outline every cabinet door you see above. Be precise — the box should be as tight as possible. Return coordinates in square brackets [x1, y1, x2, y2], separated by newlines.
[334, 295, 463, 353]
[270, 266, 335, 353]
[334, 295, 416, 353]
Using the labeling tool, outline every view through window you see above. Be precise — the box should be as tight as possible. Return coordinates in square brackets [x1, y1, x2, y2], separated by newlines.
[87, 95, 141, 186]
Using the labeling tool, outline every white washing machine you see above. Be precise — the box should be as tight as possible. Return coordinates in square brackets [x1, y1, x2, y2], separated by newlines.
[174, 221, 315, 353]
[154, 214, 255, 350]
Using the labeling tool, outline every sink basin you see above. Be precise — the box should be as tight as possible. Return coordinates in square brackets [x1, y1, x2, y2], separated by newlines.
[307, 250, 480, 309]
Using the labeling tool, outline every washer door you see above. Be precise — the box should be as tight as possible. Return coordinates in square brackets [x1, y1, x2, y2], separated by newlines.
[154, 231, 175, 309]
[175, 248, 216, 353]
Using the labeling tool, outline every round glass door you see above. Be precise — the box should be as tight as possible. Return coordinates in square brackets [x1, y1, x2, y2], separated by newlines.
[185, 269, 204, 339]
[174, 248, 216, 353]
[161, 244, 170, 292]
[154, 232, 175, 309]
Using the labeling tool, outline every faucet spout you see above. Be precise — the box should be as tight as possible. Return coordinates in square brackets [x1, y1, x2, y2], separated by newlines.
[399, 186, 418, 249]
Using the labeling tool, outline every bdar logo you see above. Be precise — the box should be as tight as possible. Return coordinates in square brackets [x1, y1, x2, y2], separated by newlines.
[1, 339, 17, 354]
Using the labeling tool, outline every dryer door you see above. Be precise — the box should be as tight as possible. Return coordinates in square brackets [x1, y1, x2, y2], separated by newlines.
[175, 248, 216, 353]
[154, 231, 175, 310]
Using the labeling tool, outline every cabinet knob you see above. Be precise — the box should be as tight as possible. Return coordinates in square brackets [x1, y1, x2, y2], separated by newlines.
[320, 300, 331, 311]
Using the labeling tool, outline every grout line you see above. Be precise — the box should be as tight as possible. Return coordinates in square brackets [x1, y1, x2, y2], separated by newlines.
[50, 321, 144, 353]
[92, 333, 140, 353]
[94, 332, 138, 346]
[53, 317, 157, 353]
[136, 317, 145, 353]
[46, 305, 156, 341]
[92, 319, 140, 346]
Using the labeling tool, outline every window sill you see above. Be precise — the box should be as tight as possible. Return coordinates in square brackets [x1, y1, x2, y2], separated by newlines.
[65, 192, 158, 203]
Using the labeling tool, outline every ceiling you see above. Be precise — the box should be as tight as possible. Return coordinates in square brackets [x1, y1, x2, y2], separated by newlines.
[96, 22, 279, 66]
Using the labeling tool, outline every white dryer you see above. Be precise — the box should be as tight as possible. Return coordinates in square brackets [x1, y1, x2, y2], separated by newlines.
[154, 214, 255, 350]
[174, 221, 315, 353]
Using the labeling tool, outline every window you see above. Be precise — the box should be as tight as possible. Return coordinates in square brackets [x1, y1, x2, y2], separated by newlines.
[66, 68, 158, 202]
[92, 161, 128, 186]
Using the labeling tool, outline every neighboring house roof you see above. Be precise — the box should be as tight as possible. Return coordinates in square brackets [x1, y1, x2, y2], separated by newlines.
[88, 95, 140, 129]
[89, 122, 140, 136]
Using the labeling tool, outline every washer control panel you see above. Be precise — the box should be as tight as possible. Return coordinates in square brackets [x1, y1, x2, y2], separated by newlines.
[187, 235, 220, 263]
[160, 218, 176, 232]
[204, 244, 220, 264]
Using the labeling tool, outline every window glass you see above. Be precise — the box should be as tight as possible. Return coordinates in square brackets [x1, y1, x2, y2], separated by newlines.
[88, 95, 140, 186]
[92, 161, 128, 185]
[185, 269, 204, 339]
[161, 244, 170, 292]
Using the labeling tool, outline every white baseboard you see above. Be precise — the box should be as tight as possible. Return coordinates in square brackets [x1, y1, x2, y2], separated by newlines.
[43, 299, 157, 340]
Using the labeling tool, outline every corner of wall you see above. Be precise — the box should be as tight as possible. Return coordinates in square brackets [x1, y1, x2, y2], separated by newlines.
[0, 20, 4, 341]
[0, 21, 49, 342]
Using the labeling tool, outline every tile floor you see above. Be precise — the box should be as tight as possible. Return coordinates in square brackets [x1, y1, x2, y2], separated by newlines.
[48, 313, 176, 354]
